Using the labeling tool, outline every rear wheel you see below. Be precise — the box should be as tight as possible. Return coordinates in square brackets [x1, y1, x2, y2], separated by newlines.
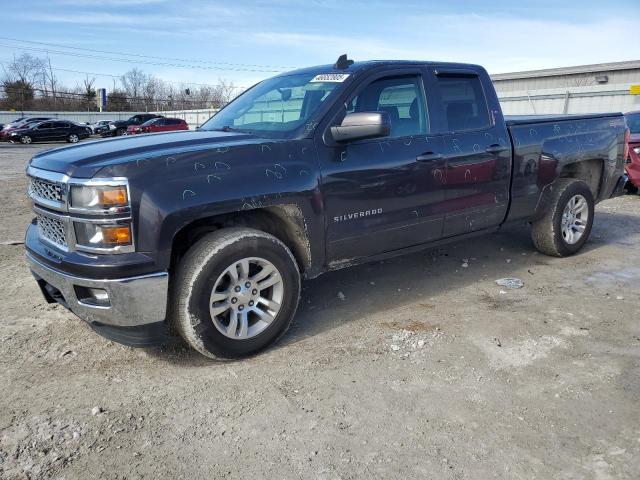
[171, 228, 301, 359]
[67, 133, 79, 143]
[20, 135, 32, 144]
[531, 178, 594, 257]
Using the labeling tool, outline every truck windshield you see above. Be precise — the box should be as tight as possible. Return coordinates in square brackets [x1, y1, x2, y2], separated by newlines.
[201, 73, 345, 138]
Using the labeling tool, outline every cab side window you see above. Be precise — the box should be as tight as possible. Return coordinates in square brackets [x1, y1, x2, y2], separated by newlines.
[436, 74, 491, 132]
[350, 75, 428, 138]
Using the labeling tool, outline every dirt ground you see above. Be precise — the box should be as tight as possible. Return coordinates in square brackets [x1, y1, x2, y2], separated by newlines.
[1, 142, 639, 480]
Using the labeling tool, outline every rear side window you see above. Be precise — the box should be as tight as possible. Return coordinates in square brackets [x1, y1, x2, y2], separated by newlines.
[436, 74, 491, 132]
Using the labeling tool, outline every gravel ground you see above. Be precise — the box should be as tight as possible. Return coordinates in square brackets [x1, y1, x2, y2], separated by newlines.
[1, 143, 639, 480]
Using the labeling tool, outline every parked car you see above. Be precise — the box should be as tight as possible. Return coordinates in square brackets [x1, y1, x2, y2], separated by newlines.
[7, 116, 53, 129]
[9, 120, 91, 144]
[126, 117, 189, 135]
[102, 114, 163, 137]
[24, 57, 628, 359]
[90, 120, 112, 135]
[1, 119, 52, 142]
[625, 111, 640, 192]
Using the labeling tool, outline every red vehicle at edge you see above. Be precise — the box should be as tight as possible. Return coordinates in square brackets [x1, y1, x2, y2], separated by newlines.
[625, 111, 640, 192]
[126, 117, 189, 135]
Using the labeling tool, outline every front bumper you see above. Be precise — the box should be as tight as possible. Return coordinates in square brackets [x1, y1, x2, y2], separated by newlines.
[27, 250, 169, 330]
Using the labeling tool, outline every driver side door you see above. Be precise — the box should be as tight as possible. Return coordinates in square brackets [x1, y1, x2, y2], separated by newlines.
[33, 122, 54, 141]
[317, 68, 448, 262]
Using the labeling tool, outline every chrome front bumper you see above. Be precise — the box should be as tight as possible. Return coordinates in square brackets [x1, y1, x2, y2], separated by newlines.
[27, 252, 168, 327]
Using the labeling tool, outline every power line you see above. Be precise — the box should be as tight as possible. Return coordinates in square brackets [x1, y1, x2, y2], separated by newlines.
[0, 42, 285, 73]
[50, 66, 246, 90]
[0, 36, 297, 71]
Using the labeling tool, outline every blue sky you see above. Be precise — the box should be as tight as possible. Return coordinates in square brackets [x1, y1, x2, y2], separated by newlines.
[2, 0, 639, 91]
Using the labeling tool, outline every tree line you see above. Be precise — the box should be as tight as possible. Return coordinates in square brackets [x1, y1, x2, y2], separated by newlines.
[0, 53, 240, 112]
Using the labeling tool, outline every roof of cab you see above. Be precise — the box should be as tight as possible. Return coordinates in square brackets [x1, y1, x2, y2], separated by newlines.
[276, 59, 486, 77]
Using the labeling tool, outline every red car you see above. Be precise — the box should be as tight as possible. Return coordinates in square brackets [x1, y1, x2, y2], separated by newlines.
[126, 117, 188, 135]
[625, 111, 640, 192]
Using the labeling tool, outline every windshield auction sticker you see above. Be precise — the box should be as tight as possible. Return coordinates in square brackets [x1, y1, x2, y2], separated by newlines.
[310, 73, 350, 82]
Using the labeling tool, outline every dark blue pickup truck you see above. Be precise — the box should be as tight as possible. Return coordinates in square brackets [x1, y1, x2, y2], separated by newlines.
[25, 56, 629, 359]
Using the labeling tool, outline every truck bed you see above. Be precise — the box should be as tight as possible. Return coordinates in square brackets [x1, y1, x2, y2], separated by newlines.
[504, 112, 627, 223]
[505, 112, 622, 126]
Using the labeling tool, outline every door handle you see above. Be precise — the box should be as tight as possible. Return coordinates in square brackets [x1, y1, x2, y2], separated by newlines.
[485, 144, 509, 154]
[416, 152, 443, 162]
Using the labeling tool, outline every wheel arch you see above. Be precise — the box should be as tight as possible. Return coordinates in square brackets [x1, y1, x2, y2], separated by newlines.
[558, 158, 603, 199]
[168, 205, 312, 278]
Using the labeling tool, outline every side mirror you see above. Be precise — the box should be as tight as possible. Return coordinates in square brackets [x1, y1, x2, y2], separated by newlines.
[330, 111, 390, 143]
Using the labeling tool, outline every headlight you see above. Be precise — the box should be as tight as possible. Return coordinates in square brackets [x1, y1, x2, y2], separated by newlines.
[70, 184, 128, 212]
[10, 132, 18, 136]
[74, 223, 132, 250]
[109, 124, 116, 130]
[634, 147, 640, 156]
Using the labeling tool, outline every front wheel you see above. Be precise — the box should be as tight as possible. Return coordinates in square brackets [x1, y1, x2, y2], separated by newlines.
[20, 135, 32, 144]
[171, 228, 301, 359]
[531, 178, 595, 257]
[67, 133, 79, 143]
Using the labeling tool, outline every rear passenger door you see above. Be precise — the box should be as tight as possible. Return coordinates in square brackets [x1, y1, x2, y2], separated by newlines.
[51, 122, 69, 140]
[431, 68, 512, 236]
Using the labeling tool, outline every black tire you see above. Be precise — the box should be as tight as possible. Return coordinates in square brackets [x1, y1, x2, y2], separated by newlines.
[171, 228, 301, 359]
[531, 178, 594, 257]
[115, 128, 125, 136]
[20, 135, 32, 144]
[67, 133, 79, 143]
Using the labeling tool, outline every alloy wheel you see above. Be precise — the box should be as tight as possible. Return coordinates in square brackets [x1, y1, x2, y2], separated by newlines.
[209, 257, 284, 340]
[561, 194, 589, 244]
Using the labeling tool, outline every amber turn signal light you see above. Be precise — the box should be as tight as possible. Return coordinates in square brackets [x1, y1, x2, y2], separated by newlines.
[98, 186, 128, 206]
[102, 225, 132, 244]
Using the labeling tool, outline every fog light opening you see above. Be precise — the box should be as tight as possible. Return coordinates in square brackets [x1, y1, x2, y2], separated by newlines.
[74, 286, 111, 307]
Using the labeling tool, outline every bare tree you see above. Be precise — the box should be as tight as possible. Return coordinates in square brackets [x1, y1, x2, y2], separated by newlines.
[214, 78, 238, 106]
[121, 68, 151, 109]
[3, 53, 47, 89]
[0, 54, 241, 112]
[78, 75, 96, 111]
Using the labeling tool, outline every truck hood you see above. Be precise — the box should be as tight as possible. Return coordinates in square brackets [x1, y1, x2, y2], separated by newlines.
[29, 130, 256, 178]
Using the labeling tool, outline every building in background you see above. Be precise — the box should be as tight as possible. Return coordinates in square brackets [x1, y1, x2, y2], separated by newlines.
[493, 60, 640, 115]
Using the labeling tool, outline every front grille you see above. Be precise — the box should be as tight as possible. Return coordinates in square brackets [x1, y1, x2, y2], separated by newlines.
[29, 177, 64, 203]
[36, 213, 68, 249]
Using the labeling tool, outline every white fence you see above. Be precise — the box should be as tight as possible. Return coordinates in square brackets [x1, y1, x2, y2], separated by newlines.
[0, 109, 219, 129]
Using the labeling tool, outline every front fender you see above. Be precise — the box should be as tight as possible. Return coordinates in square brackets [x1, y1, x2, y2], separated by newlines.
[96, 139, 323, 271]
